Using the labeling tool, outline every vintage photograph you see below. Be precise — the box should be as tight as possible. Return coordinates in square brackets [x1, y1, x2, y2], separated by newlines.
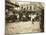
[5, 0, 44, 35]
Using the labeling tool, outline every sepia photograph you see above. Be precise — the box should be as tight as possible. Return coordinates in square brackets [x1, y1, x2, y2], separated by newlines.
[5, 0, 44, 35]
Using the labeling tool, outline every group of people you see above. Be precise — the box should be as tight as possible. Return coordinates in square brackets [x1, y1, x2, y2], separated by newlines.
[6, 8, 41, 23]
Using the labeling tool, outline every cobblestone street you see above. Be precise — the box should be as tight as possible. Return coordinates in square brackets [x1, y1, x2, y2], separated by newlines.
[6, 21, 41, 34]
